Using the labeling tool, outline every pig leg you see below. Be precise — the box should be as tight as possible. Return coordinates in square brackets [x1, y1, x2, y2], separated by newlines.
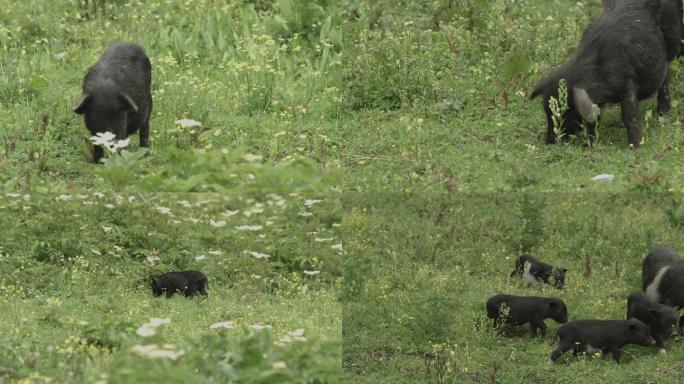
[549, 340, 573, 363]
[610, 348, 622, 363]
[653, 334, 666, 354]
[93, 145, 104, 164]
[585, 121, 596, 146]
[140, 119, 150, 148]
[165, 289, 174, 298]
[656, 68, 671, 116]
[530, 319, 546, 338]
[199, 284, 208, 298]
[620, 82, 642, 147]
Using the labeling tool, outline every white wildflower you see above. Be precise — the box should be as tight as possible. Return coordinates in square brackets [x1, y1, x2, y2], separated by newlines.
[236, 225, 262, 232]
[242, 153, 263, 162]
[209, 321, 234, 329]
[148, 318, 171, 327]
[331, 244, 342, 250]
[250, 323, 272, 330]
[104, 204, 115, 209]
[208, 250, 222, 256]
[93, 192, 105, 198]
[272, 361, 287, 369]
[195, 254, 206, 261]
[174, 118, 202, 128]
[156, 206, 171, 215]
[177, 200, 192, 208]
[303, 270, 320, 276]
[222, 210, 240, 217]
[209, 219, 226, 228]
[136, 326, 156, 337]
[249, 251, 271, 259]
[57, 194, 72, 202]
[299, 211, 313, 217]
[304, 199, 322, 207]
[102, 226, 112, 233]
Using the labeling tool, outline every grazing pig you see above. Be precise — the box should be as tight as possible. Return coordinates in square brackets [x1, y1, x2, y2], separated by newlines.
[510, 254, 567, 289]
[626, 292, 678, 354]
[531, 0, 672, 147]
[643, 246, 684, 308]
[74, 41, 152, 163]
[152, 271, 208, 299]
[549, 319, 656, 363]
[486, 294, 568, 337]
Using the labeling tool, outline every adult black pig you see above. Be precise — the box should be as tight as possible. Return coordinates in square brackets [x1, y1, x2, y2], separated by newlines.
[486, 294, 568, 337]
[643, 246, 684, 309]
[626, 291, 678, 354]
[531, 0, 672, 147]
[74, 41, 152, 163]
[549, 319, 655, 363]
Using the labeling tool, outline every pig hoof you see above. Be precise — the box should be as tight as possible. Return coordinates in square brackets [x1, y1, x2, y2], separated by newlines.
[659, 348, 667, 355]
[548, 358, 554, 365]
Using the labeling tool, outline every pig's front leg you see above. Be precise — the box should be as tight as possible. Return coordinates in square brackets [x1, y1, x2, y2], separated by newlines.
[620, 81, 642, 147]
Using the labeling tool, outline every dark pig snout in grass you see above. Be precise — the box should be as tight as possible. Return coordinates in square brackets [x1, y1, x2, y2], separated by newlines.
[510, 254, 567, 289]
[626, 292, 678, 354]
[531, 0, 672, 147]
[74, 41, 152, 163]
[152, 271, 208, 299]
[643, 246, 684, 309]
[486, 294, 568, 338]
[549, 319, 656, 364]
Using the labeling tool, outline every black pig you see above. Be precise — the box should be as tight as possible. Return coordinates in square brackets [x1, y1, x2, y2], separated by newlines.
[74, 41, 152, 163]
[531, 0, 672, 147]
[510, 254, 567, 289]
[549, 319, 655, 363]
[152, 271, 208, 299]
[643, 246, 684, 309]
[626, 292, 678, 354]
[486, 294, 568, 337]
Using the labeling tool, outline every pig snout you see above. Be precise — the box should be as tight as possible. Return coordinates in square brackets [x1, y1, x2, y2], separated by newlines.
[647, 336, 657, 345]
[670, 326, 679, 337]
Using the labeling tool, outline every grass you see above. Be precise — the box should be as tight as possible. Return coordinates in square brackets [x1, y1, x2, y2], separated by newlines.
[0, 192, 342, 382]
[2, 0, 684, 382]
[342, 193, 684, 383]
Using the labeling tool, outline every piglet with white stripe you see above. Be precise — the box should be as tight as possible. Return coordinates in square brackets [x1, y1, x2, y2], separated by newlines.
[510, 254, 567, 289]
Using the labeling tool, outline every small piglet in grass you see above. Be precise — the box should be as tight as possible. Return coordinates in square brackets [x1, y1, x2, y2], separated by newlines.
[152, 271, 208, 299]
[549, 319, 655, 364]
[510, 254, 567, 289]
[626, 292, 678, 354]
[486, 294, 568, 337]
[74, 41, 152, 163]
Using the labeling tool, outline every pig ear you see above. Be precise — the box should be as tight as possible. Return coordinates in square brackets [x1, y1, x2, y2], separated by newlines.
[119, 93, 139, 113]
[73, 93, 92, 114]
[152, 278, 158, 286]
[572, 87, 598, 124]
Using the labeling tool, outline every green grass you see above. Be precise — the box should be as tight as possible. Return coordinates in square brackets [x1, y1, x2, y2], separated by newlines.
[342, 192, 684, 383]
[2, 0, 684, 382]
[0, 192, 341, 382]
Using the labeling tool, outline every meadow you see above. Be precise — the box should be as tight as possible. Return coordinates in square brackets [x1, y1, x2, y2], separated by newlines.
[343, 193, 684, 383]
[1, 0, 683, 382]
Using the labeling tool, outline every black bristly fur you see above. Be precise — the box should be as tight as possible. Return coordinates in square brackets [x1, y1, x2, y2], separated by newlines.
[74, 41, 152, 163]
[152, 271, 208, 299]
[532, 0, 680, 147]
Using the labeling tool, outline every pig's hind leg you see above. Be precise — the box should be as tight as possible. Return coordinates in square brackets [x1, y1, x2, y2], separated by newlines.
[620, 81, 642, 147]
[656, 69, 671, 116]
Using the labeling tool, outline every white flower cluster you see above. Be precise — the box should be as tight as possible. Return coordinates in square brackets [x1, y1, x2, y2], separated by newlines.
[136, 318, 171, 337]
[129, 344, 184, 360]
[90, 132, 129, 153]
